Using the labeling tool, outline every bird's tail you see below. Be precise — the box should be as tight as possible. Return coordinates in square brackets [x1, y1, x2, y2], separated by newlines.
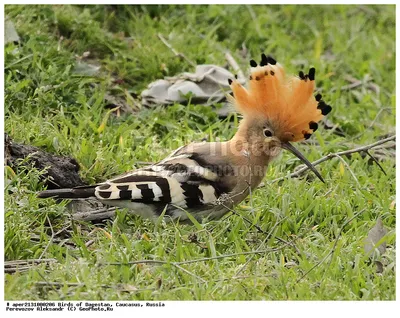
[37, 185, 97, 199]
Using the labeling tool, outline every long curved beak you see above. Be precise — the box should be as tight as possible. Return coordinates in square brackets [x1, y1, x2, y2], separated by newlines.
[281, 142, 325, 183]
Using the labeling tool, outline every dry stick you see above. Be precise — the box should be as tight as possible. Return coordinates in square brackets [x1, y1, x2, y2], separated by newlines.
[330, 74, 373, 92]
[36, 270, 63, 298]
[218, 196, 302, 257]
[172, 263, 207, 284]
[36, 281, 85, 287]
[5, 266, 34, 273]
[170, 247, 285, 265]
[104, 246, 285, 267]
[157, 33, 196, 68]
[136, 161, 154, 166]
[267, 135, 395, 185]
[5, 258, 57, 266]
[224, 52, 246, 83]
[35, 281, 155, 293]
[85, 239, 95, 248]
[296, 208, 367, 283]
[4, 259, 57, 273]
[216, 202, 301, 257]
[215, 274, 277, 282]
[275, 236, 302, 256]
[99, 259, 205, 283]
[339, 81, 365, 91]
[53, 223, 72, 237]
[215, 191, 269, 236]
[365, 150, 387, 175]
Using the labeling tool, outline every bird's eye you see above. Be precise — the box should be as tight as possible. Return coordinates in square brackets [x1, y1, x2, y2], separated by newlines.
[263, 129, 273, 137]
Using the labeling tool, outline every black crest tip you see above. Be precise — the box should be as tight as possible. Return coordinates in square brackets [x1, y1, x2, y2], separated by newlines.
[315, 93, 322, 101]
[228, 78, 233, 85]
[299, 71, 305, 80]
[267, 56, 277, 65]
[309, 121, 318, 131]
[250, 59, 258, 67]
[260, 53, 269, 66]
[308, 67, 316, 81]
[321, 105, 332, 115]
[304, 133, 312, 140]
[318, 101, 332, 115]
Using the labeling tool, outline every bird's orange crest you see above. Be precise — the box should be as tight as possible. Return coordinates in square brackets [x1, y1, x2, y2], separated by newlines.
[228, 54, 332, 142]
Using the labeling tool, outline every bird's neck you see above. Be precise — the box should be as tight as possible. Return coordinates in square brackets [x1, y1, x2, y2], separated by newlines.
[229, 117, 273, 158]
[226, 118, 279, 190]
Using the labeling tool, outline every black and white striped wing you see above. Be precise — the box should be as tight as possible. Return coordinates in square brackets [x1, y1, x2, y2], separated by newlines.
[94, 152, 233, 211]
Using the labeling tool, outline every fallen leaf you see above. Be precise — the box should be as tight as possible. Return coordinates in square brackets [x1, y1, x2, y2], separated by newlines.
[141, 65, 235, 109]
[73, 61, 101, 76]
[142, 233, 150, 241]
[375, 261, 384, 274]
[364, 218, 387, 260]
[339, 162, 345, 176]
[5, 18, 20, 44]
[97, 106, 120, 133]
[117, 284, 138, 292]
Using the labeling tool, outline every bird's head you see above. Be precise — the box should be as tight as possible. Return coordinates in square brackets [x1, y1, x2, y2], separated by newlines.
[228, 54, 332, 182]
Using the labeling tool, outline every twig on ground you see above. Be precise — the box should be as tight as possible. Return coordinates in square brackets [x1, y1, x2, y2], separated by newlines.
[5, 258, 57, 273]
[5, 258, 57, 266]
[157, 33, 196, 68]
[36, 281, 85, 287]
[213, 274, 277, 283]
[365, 150, 387, 175]
[275, 236, 302, 256]
[5, 266, 35, 273]
[266, 135, 395, 184]
[34, 281, 155, 293]
[73, 207, 117, 221]
[339, 80, 364, 91]
[53, 223, 72, 238]
[172, 263, 207, 283]
[214, 197, 267, 235]
[36, 270, 62, 298]
[103, 246, 286, 268]
[98, 259, 206, 283]
[136, 161, 154, 166]
[85, 240, 95, 248]
[330, 74, 379, 93]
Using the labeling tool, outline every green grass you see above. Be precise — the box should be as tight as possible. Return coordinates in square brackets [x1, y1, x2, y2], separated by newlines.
[4, 4, 395, 300]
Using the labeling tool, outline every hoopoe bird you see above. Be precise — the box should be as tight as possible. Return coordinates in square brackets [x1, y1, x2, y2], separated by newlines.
[38, 54, 332, 222]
